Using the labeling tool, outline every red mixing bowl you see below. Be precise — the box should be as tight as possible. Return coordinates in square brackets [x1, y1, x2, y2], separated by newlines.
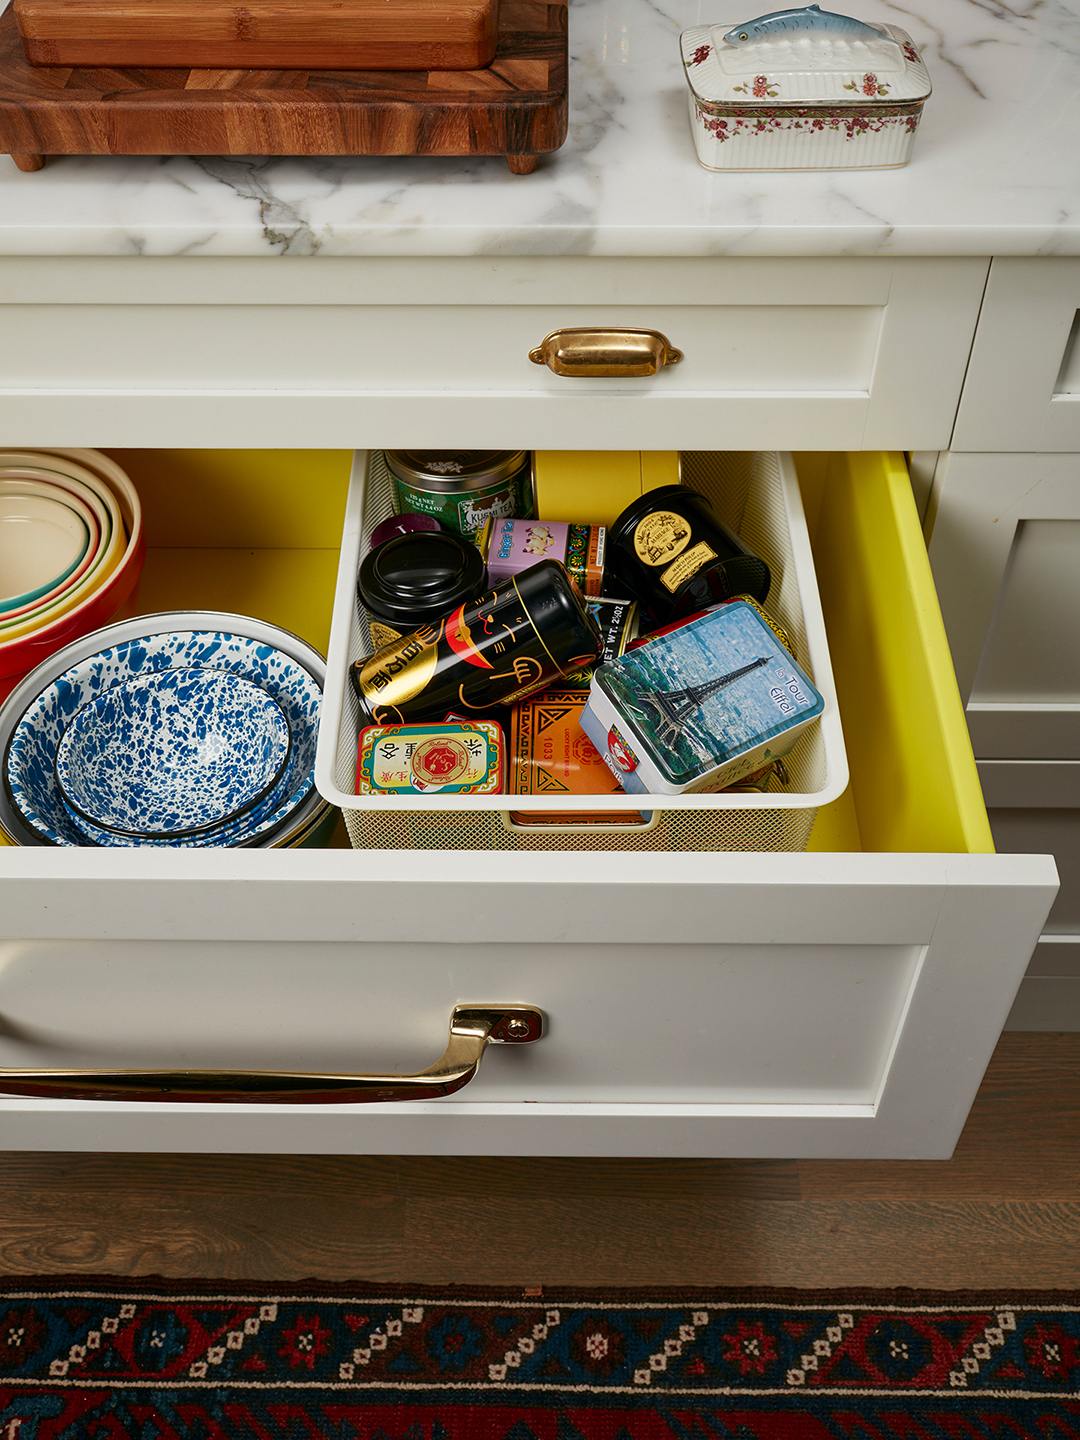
[0, 453, 145, 684]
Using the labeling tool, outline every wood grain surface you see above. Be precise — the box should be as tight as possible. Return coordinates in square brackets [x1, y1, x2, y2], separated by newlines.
[14, 0, 500, 73]
[0, 1034, 1077, 1287]
[0, 0, 566, 167]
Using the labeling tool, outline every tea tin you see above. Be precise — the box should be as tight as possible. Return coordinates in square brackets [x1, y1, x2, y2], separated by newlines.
[358, 529, 486, 650]
[368, 513, 443, 549]
[510, 688, 626, 799]
[580, 600, 823, 796]
[681, 8, 931, 172]
[724, 757, 789, 794]
[562, 596, 639, 688]
[608, 485, 770, 625]
[350, 559, 602, 726]
[385, 450, 535, 539]
[356, 721, 504, 795]
[480, 517, 606, 598]
[532, 451, 682, 528]
[628, 594, 793, 657]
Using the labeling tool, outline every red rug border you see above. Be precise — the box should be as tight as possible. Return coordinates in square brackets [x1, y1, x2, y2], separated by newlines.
[1, 1275, 1077, 1307]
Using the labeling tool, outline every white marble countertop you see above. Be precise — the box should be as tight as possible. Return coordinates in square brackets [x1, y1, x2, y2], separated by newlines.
[0, 0, 1078, 257]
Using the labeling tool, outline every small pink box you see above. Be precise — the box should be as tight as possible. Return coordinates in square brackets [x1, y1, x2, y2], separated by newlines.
[479, 517, 606, 597]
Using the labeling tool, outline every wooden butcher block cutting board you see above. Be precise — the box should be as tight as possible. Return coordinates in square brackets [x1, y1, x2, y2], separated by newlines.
[13, 0, 500, 70]
[0, 0, 567, 172]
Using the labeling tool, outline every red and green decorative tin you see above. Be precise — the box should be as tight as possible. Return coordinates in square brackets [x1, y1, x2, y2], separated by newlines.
[356, 720, 505, 795]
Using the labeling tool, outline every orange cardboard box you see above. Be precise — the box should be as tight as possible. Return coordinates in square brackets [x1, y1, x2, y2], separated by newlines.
[509, 688, 648, 826]
[511, 689, 623, 798]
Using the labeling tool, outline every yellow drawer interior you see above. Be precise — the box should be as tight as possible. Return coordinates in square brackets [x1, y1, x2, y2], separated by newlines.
[799, 449, 992, 855]
[2, 447, 992, 857]
[106, 448, 351, 659]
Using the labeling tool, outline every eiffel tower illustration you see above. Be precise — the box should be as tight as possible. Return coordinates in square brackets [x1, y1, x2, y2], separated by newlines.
[637, 656, 772, 745]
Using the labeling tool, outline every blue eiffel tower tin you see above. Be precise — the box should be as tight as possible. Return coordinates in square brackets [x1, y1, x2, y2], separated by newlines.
[580, 600, 824, 795]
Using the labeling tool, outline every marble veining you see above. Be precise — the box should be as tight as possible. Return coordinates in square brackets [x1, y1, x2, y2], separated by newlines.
[0, 0, 1077, 255]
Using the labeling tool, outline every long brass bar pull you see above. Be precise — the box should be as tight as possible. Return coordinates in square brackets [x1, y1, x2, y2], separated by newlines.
[529, 328, 683, 377]
[0, 1005, 543, 1105]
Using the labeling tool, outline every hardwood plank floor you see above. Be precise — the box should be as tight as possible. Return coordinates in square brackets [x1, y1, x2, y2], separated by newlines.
[0, 1034, 1076, 1288]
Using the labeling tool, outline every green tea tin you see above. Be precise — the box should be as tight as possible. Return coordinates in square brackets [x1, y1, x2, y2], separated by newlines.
[385, 450, 535, 540]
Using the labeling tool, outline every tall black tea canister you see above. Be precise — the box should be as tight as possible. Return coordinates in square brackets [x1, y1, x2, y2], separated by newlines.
[351, 559, 602, 726]
[607, 485, 771, 624]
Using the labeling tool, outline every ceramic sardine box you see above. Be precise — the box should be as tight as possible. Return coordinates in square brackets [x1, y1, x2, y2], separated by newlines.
[681, 6, 931, 171]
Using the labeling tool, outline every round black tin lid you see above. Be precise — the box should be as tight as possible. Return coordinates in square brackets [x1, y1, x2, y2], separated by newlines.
[358, 531, 487, 627]
[607, 485, 706, 550]
[385, 450, 529, 495]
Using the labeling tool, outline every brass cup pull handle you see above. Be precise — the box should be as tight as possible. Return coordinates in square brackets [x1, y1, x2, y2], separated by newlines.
[0, 1004, 543, 1106]
[529, 327, 683, 378]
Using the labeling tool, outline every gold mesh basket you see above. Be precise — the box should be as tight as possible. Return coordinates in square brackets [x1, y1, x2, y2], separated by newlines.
[315, 451, 847, 852]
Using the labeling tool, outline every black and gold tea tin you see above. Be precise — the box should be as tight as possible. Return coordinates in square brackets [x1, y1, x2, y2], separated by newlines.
[607, 485, 771, 624]
[351, 559, 602, 726]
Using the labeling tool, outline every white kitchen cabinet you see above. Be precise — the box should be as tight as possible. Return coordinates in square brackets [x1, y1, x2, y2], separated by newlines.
[0, 447, 1057, 1157]
[928, 265, 1080, 1031]
[0, 0, 1072, 1152]
[952, 259, 1080, 454]
[927, 450, 1080, 737]
[0, 254, 988, 452]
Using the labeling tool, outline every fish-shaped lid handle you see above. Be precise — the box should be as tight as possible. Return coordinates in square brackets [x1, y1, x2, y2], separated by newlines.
[722, 6, 887, 44]
[682, 5, 928, 99]
[711, 4, 907, 74]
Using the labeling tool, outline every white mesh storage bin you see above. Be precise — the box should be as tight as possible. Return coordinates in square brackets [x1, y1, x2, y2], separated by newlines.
[315, 450, 847, 851]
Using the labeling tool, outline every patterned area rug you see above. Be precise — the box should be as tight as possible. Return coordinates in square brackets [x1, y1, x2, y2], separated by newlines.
[2, 1277, 1079, 1437]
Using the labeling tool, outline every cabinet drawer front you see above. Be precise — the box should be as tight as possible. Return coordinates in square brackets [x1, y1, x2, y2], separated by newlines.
[0, 256, 987, 450]
[0, 854, 1055, 1156]
[0, 936, 922, 1104]
[952, 257, 1080, 452]
[0, 450, 1057, 1157]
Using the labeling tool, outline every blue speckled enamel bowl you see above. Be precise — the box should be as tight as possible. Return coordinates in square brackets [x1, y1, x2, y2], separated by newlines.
[60, 740, 299, 848]
[2, 620, 323, 848]
[54, 667, 292, 839]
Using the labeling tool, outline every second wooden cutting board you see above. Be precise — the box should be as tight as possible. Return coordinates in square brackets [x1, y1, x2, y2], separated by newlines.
[13, 0, 500, 70]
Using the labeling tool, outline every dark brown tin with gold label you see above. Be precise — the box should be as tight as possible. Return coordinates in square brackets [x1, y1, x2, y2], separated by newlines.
[350, 559, 602, 727]
[607, 485, 771, 624]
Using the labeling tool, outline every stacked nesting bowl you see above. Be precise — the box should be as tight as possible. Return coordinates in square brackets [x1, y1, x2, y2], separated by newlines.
[0, 449, 145, 703]
[0, 612, 335, 848]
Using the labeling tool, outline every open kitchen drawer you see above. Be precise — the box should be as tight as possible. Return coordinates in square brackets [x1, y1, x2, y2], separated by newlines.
[0, 449, 1057, 1158]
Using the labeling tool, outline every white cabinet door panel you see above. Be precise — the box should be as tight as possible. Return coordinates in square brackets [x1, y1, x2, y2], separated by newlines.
[927, 450, 1080, 734]
[0, 848, 1055, 1158]
[978, 760, 1080, 808]
[986, 810, 1080, 936]
[952, 257, 1080, 452]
